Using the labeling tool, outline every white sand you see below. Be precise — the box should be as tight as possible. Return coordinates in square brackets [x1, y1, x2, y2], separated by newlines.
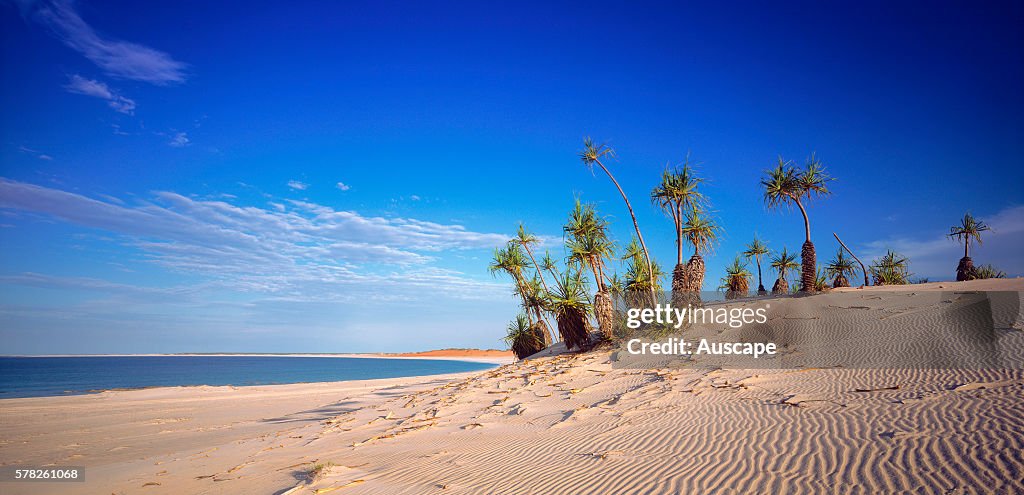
[0, 279, 1021, 494]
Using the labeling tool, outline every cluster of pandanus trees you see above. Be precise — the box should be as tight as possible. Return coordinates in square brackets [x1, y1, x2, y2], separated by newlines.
[496, 139, 1004, 359]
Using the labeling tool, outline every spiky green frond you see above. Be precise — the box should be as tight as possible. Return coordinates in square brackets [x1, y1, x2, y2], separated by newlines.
[770, 247, 800, 278]
[579, 137, 615, 168]
[948, 212, 990, 245]
[761, 154, 833, 209]
[549, 268, 592, 313]
[681, 207, 722, 255]
[870, 250, 911, 285]
[743, 236, 770, 261]
[975, 264, 1006, 279]
[650, 159, 706, 217]
[515, 223, 540, 247]
[825, 248, 858, 279]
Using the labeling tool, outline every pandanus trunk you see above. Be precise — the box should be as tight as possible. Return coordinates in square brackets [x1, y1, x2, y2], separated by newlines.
[956, 256, 976, 281]
[800, 241, 816, 292]
[726, 276, 749, 300]
[772, 277, 789, 295]
[794, 199, 816, 293]
[682, 254, 705, 292]
[593, 290, 614, 341]
[671, 263, 687, 306]
[557, 307, 591, 351]
[756, 260, 767, 295]
[595, 159, 656, 303]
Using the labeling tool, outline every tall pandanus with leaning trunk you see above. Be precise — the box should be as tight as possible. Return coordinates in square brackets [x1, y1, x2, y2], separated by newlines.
[564, 199, 615, 340]
[761, 154, 834, 292]
[770, 247, 799, 294]
[680, 207, 722, 294]
[948, 212, 990, 281]
[651, 159, 706, 305]
[742, 236, 770, 295]
[579, 138, 656, 304]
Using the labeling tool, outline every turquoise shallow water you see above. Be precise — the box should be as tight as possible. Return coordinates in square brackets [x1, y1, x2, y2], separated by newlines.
[0, 355, 495, 399]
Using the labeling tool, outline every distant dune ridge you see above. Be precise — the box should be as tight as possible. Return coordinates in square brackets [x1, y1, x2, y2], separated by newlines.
[0, 279, 1021, 494]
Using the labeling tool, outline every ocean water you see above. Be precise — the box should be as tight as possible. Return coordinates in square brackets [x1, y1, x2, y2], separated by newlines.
[0, 356, 496, 399]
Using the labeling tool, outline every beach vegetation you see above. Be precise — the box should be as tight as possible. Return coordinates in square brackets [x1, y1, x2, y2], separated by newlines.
[621, 236, 664, 307]
[825, 248, 858, 288]
[564, 199, 615, 339]
[742, 236, 770, 295]
[580, 138, 657, 302]
[680, 207, 722, 293]
[761, 154, 834, 292]
[651, 159, 707, 301]
[870, 250, 911, 285]
[948, 212, 990, 281]
[974, 264, 1006, 279]
[308, 462, 336, 481]
[549, 267, 593, 351]
[723, 256, 751, 299]
[505, 313, 549, 359]
[770, 247, 799, 294]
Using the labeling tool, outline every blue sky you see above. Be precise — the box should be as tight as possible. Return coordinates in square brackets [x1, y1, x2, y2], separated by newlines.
[1, 0, 1022, 354]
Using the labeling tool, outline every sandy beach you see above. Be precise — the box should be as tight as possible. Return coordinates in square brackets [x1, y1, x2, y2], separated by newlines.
[0, 279, 1020, 494]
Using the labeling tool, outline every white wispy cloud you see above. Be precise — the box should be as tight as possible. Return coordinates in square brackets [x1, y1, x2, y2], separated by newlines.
[64, 74, 136, 114]
[860, 205, 1024, 279]
[288, 180, 309, 191]
[168, 131, 189, 147]
[0, 178, 512, 301]
[27, 0, 187, 84]
[336, 182, 351, 191]
[18, 146, 53, 160]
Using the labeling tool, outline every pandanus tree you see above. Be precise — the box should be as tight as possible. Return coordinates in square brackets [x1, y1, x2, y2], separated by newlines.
[651, 160, 707, 303]
[761, 154, 834, 292]
[680, 207, 722, 292]
[489, 244, 530, 308]
[541, 250, 561, 280]
[742, 236, 770, 295]
[490, 244, 554, 343]
[513, 224, 557, 338]
[770, 247, 799, 294]
[622, 237, 664, 308]
[514, 224, 550, 293]
[948, 212, 990, 281]
[504, 313, 548, 360]
[579, 138, 656, 303]
[975, 264, 1005, 279]
[870, 250, 911, 286]
[564, 199, 615, 339]
[549, 268, 592, 351]
[723, 256, 752, 300]
[825, 248, 858, 288]
[514, 277, 553, 347]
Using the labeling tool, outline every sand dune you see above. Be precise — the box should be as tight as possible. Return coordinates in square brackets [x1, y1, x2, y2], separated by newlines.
[1, 280, 1022, 494]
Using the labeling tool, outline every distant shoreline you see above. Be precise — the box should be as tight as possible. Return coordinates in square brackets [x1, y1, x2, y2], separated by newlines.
[0, 350, 514, 365]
